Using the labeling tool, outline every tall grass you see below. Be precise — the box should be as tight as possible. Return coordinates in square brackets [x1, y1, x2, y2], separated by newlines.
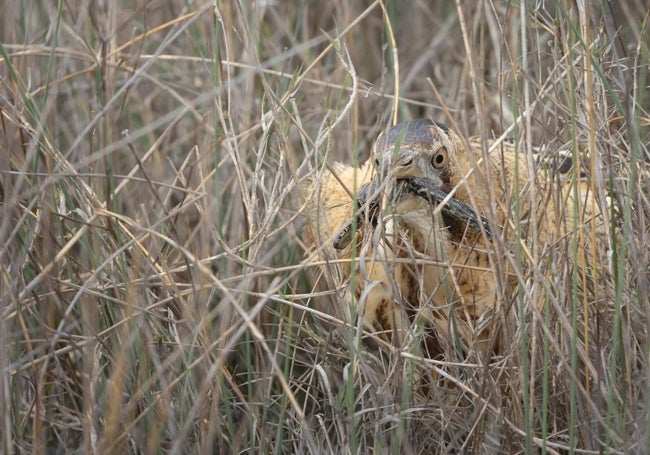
[1, 1, 648, 453]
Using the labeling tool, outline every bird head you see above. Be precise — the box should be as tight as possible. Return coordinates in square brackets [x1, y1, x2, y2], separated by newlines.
[332, 119, 489, 250]
[367, 119, 490, 238]
[371, 118, 461, 194]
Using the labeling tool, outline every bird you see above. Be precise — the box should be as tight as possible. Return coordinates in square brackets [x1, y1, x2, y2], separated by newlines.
[304, 118, 608, 360]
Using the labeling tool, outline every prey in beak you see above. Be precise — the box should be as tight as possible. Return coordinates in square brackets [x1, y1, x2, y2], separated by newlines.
[332, 176, 491, 250]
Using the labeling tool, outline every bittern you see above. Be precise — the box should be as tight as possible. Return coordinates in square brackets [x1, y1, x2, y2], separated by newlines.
[305, 118, 608, 358]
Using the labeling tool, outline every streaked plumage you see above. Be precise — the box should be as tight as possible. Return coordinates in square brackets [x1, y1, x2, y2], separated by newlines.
[305, 118, 608, 358]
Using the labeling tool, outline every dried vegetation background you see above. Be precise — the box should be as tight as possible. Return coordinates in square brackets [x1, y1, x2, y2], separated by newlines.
[1, 0, 649, 453]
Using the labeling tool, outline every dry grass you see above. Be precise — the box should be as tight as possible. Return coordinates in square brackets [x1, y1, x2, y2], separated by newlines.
[1, 1, 649, 453]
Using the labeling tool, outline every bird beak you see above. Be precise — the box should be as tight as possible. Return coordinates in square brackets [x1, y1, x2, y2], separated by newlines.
[377, 147, 444, 188]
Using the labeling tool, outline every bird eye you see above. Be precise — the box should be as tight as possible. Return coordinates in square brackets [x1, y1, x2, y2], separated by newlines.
[431, 147, 448, 169]
[374, 158, 380, 168]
